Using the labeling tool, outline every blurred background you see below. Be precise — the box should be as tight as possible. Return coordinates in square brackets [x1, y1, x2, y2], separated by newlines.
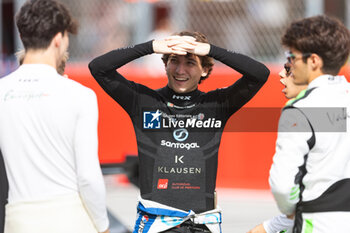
[1, 0, 350, 73]
[2, 0, 350, 232]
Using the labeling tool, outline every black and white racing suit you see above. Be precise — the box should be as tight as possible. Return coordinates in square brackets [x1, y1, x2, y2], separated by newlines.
[270, 75, 350, 233]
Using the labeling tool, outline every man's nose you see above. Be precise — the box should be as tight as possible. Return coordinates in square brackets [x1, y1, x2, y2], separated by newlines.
[280, 78, 286, 85]
[176, 63, 186, 74]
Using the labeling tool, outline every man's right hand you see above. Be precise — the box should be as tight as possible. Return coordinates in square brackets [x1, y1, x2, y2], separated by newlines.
[152, 36, 197, 55]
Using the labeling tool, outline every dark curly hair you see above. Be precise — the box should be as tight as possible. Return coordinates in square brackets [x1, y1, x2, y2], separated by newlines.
[282, 15, 350, 75]
[162, 31, 214, 84]
[16, 0, 78, 50]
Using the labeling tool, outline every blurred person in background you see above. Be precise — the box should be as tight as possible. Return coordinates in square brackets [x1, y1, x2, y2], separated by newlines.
[0, 0, 109, 233]
[143, 4, 173, 77]
[267, 15, 350, 233]
[89, 31, 270, 233]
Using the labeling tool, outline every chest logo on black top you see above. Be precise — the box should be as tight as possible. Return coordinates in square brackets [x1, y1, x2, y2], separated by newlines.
[143, 110, 162, 129]
[173, 128, 189, 142]
[172, 94, 191, 100]
[157, 179, 169, 189]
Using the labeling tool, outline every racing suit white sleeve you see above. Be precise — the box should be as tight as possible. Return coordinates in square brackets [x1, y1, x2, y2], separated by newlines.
[74, 89, 109, 232]
[269, 108, 312, 216]
[263, 214, 294, 233]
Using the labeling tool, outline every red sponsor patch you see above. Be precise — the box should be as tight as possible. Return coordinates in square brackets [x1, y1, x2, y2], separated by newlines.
[157, 179, 168, 189]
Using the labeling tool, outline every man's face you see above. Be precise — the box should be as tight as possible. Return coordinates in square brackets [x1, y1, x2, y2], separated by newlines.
[165, 54, 207, 93]
[285, 49, 310, 85]
[279, 63, 307, 99]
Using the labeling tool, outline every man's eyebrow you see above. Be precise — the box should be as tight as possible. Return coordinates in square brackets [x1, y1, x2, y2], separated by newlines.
[186, 56, 198, 62]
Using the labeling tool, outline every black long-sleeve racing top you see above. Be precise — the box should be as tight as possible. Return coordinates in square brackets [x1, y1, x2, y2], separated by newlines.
[89, 41, 269, 213]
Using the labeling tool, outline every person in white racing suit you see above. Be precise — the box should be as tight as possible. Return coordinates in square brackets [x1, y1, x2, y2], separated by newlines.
[268, 15, 350, 233]
[0, 1, 109, 233]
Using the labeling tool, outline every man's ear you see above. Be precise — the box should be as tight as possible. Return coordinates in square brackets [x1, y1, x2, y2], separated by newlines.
[309, 53, 323, 71]
[201, 67, 209, 77]
[52, 32, 63, 48]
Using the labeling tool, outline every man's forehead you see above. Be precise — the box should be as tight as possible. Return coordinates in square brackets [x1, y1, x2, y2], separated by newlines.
[169, 53, 199, 61]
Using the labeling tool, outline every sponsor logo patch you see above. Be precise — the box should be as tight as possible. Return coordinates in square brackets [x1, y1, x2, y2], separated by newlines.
[141, 215, 149, 223]
[173, 128, 189, 142]
[138, 214, 149, 233]
[172, 94, 191, 100]
[160, 215, 183, 226]
[157, 179, 169, 189]
[160, 140, 200, 150]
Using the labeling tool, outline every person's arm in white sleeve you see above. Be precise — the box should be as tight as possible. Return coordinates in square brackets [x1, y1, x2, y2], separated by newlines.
[263, 214, 294, 233]
[269, 108, 312, 215]
[74, 88, 109, 232]
[248, 214, 294, 233]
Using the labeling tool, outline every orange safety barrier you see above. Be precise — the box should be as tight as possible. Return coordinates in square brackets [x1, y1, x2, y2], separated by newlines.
[65, 64, 350, 189]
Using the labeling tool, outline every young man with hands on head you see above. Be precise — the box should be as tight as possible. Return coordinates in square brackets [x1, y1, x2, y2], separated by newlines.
[89, 31, 270, 232]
